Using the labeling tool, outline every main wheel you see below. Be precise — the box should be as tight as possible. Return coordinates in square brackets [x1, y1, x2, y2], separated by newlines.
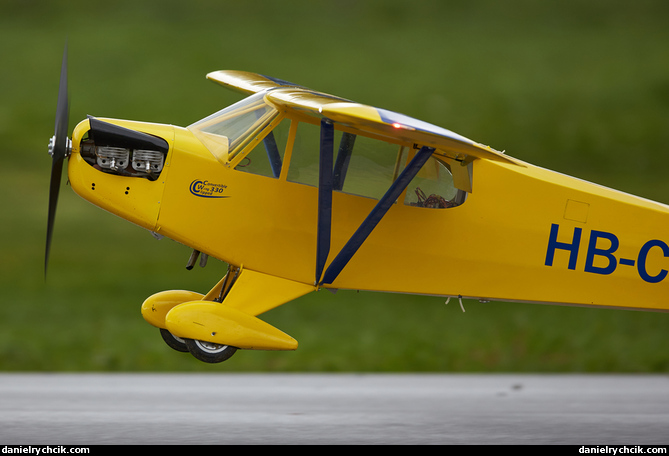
[160, 328, 189, 353]
[185, 338, 238, 363]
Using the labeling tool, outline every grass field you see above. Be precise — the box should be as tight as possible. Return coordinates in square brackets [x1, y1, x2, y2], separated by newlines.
[1, 0, 668, 372]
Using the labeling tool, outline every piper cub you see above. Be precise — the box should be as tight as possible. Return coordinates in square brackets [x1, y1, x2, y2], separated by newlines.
[47, 50, 669, 363]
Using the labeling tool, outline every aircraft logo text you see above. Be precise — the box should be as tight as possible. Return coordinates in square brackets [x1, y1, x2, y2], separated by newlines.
[189, 180, 229, 199]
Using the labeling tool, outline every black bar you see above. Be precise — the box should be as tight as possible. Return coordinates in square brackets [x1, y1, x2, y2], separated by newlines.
[333, 132, 356, 191]
[321, 146, 434, 285]
[262, 131, 282, 178]
[316, 119, 334, 284]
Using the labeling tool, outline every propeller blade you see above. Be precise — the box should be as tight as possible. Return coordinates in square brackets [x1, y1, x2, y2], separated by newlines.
[45, 157, 64, 274]
[53, 45, 69, 159]
[45, 45, 70, 277]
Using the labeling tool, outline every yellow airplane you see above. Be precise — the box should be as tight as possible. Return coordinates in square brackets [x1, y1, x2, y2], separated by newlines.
[46, 49, 669, 363]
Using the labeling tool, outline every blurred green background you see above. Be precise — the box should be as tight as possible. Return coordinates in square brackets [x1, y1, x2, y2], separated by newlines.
[1, 0, 668, 372]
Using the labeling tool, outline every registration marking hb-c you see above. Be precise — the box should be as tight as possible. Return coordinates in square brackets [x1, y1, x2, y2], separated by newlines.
[544, 223, 668, 283]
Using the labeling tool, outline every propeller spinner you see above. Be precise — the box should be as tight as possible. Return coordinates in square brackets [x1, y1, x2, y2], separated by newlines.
[45, 46, 71, 276]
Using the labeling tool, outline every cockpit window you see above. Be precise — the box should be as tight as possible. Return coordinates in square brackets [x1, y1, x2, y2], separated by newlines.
[287, 121, 400, 200]
[285, 120, 466, 207]
[188, 93, 469, 209]
[234, 117, 290, 178]
[402, 155, 460, 208]
[188, 92, 279, 165]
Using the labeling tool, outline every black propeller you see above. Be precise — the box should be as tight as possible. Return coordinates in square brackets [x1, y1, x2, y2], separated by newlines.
[45, 45, 71, 277]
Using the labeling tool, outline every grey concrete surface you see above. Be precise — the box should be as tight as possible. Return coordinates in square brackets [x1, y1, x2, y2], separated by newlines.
[0, 373, 667, 445]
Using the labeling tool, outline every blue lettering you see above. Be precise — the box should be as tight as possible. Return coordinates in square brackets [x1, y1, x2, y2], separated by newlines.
[637, 240, 669, 283]
[546, 224, 667, 283]
[545, 224, 582, 270]
[584, 230, 619, 275]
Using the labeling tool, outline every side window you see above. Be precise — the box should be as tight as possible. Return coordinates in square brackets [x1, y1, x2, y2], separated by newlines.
[403, 154, 459, 208]
[287, 121, 400, 200]
[286, 121, 321, 186]
[335, 134, 400, 200]
[284, 120, 466, 208]
[234, 117, 290, 178]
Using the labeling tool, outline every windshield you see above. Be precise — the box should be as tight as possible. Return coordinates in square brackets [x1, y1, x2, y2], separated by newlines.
[188, 92, 279, 164]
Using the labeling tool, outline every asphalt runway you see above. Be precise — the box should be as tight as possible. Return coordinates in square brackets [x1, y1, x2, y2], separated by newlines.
[0, 373, 667, 445]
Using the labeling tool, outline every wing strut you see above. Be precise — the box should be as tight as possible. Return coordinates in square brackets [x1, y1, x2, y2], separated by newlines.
[333, 132, 356, 190]
[315, 119, 334, 284]
[319, 145, 435, 286]
[256, 109, 282, 178]
[263, 132, 282, 178]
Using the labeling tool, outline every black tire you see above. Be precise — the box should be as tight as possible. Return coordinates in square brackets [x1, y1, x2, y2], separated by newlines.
[160, 328, 189, 353]
[185, 338, 238, 363]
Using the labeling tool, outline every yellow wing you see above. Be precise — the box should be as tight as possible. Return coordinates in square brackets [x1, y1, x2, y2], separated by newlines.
[207, 70, 309, 95]
[206, 70, 520, 165]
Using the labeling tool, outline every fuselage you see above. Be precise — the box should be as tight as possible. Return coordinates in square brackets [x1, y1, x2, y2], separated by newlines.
[68, 109, 669, 313]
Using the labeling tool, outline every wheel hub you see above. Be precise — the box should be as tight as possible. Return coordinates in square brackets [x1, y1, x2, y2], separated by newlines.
[48, 135, 72, 158]
[195, 340, 229, 353]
